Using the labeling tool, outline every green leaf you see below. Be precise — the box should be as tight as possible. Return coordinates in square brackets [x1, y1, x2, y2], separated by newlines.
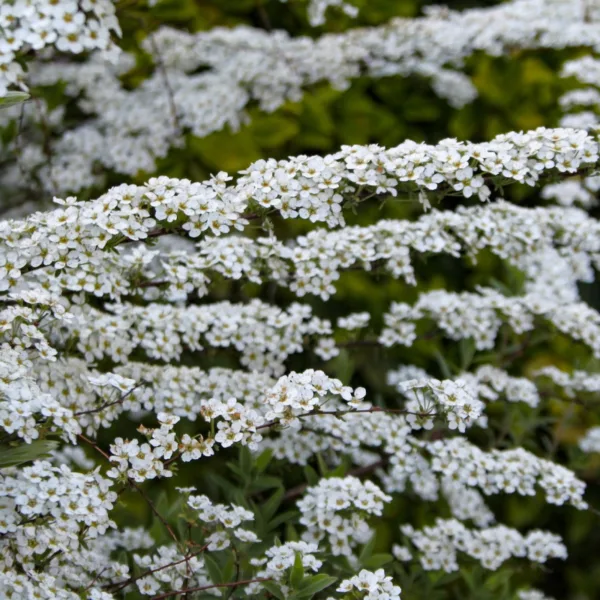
[303, 465, 320, 486]
[359, 535, 376, 565]
[434, 349, 454, 379]
[206, 472, 238, 496]
[483, 568, 514, 591]
[263, 581, 286, 600]
[221, 555, 234, 584]
[430, 571, 462, 587]
[267, 509, 300, 531]
[261, 486, 284, 522]
[328, 349, 355, 383]
[0, 440, 59, 468]
[316, 453, 329, 476]
[362, 553, 393, 569]
[296, 574, 338, 598]
[290, 552, 305, 588]
[226, 461, 244, 479]
[0, 91, 30, 109]
[402, 96, 441, 122]
[232, 489, 247, 508]
[459, 338, 476, 370]
[251, 114, 299, 148]
[203, 554, 223, 584]
[328, 460, 348, 478]
[155, 490, 170, 516]
[239, 445, 252, 475]
[255, 448, 274, 473]
[249, 475, 283, 493]
[188, 129, 261, 172]
[286, 522, 299, 542]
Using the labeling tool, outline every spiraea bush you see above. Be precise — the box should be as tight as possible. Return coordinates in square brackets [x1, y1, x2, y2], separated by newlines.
[2, 0, 600, 598]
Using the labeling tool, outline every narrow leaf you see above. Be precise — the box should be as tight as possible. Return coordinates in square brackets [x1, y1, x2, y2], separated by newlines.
[263, 581, 286, 600]
[261, 486, 284, 522]
[290, 552, 304, 588]
[0, 91, 30, 109]
[0, 440, 59, 468]
[296, 574, 338, 598]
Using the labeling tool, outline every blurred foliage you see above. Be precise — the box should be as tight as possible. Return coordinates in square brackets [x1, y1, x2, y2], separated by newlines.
[18, 0, 600, 597]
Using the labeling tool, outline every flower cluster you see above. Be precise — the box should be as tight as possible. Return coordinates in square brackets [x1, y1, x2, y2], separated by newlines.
[517, 590, 555, 600]
[4, 0, 599, 195]
[248, 540, 323, 594]
[297, 477, 391, 555]
[1, 126, 598, 299]
[336, 568, 401, 600]
[264, 370, 367, 426]
[380, 287, 600, 357]
[534, 366, 600, 397]
[107, 402, 267, 483]
[0, 461, 117, 598]
[107, 413, 182, 483]
[187, 494, 257, 546]
[399, 378, 484, 432]
[2, 199, 598, 310]
[390, 364, 541, 409]
[579, 427, 600, 453]
[424, 438, 587, 509]
[133, 545, 208, 596]
[401, 519, 567, 571]
[559, 56, 600, 131]
[144, 201, 600, 302]
[0, 0, 120, 97]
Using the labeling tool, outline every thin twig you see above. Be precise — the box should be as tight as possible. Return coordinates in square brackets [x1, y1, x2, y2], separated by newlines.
[183, 521, 194, 600]
[226, 545, 241, 600]
[77, 434, 183, 550]
[255, 0, 272, 30]
[78, 433, 111, 461]
[108, 546, 208, 593]
[82, 567, 109, 593]
[256, 406, 434, 431]
[150, 577, 272, 600]
[130, 480, 182, 550]
[74, 381, 147, 416]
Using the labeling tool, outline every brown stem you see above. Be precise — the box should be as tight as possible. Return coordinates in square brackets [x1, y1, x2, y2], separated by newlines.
[150, 577, 272, 600]
[82, 567, 109, 593]
[130, 480, 182, 549]
[77, 434, 182, 551]
[78, 433, 111, 461]
[74, 382, 146, 416]
[256, 406, 433, 431]
[255, 0, 272, 30]
[108, 546, 208, 593]
[137, 279, 170, 289]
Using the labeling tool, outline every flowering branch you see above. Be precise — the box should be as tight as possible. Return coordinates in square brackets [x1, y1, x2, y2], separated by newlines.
[149, 577, 272, 600]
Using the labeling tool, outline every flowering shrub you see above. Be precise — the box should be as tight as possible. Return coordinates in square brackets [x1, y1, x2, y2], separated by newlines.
[1, 0, 600, 598]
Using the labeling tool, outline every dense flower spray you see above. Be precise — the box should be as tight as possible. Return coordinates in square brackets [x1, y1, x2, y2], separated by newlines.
[1, 0, 600, 598]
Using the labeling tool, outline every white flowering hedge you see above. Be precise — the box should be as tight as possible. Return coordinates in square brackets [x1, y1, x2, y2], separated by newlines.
[1, 0, 600, 598]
